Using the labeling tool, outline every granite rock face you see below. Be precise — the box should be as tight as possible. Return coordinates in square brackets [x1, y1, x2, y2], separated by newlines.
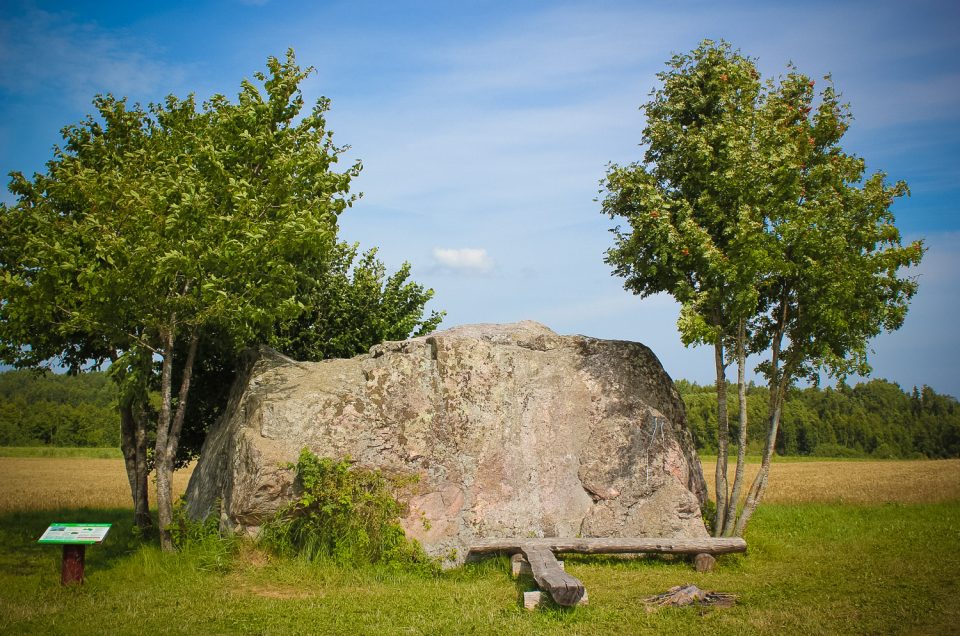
[185, 321, 709, 565]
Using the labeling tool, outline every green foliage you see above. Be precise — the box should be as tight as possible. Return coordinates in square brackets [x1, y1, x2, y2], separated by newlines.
[260, 449, 430, 569]
[602, 40, 767, 347]
[272, 241, 444, 362]
[173, 241, 443, 465]
[1, 47, 359, 367]
[0, 370, 119, 447]
[700, 497, 718, 535]
[678, 379, 960, 458]
[602, 38, 922, 381]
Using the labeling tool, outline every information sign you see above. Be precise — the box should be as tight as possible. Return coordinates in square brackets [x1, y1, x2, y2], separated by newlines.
[38, 523, 111, 545]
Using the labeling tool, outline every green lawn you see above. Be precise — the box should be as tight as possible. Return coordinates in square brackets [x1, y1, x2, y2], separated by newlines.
[2, 502, 957, 635]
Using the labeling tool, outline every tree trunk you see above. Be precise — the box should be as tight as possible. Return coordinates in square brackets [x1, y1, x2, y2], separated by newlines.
[734, 350, 792, 536]
[119, 402, 151, 530]
[155, 325, 200, 552]
[155, 454, 175, 551]
[713, 341, 730, 536]
[155, 325, 176, 552]
[167, 329, 199, 462]
[734, 395, 780, 535]
[133, 403, 150, 529]
[722, 319, 749, 537]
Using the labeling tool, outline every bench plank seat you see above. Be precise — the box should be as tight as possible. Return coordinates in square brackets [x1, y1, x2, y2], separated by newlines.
[468, 536, 747, 558]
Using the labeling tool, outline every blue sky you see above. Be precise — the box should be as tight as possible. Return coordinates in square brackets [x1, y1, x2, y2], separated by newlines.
[2, 0, 958, 395]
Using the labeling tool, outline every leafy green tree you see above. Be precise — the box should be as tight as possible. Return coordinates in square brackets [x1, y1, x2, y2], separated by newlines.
[603, 40, 769, 535]
[0, 51, 360, 550]
[272, 241, 443, 361]
[173, 240, 444, 467]
[602, 40, 922, 536]
[733, 65, 922, 534]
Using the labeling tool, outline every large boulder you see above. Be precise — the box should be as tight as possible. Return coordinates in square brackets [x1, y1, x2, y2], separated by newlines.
[185, 321, 709, 565]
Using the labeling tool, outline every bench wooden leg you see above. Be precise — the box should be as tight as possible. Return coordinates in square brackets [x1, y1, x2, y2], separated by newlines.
[694, 553, 716, 572]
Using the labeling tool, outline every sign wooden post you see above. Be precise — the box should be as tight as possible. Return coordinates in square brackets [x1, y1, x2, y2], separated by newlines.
[38, 523, 111, 585]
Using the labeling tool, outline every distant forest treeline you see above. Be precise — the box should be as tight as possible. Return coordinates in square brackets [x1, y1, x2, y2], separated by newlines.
[678, 379, 960, 459]
[0, 370, 119, 447]
[1, 370, 958, 458]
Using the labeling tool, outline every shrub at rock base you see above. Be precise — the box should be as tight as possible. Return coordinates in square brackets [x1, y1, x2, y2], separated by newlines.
[259, 449, 431, 569]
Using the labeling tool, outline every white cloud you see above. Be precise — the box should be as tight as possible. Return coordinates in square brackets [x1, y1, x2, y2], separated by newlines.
[432, 247, 493, 273]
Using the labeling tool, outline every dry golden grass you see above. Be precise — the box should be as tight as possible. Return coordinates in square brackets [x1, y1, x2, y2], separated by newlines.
[701, 458, 960, 505]
[0, 457, 194, 512]
[1, 456, 957, 512]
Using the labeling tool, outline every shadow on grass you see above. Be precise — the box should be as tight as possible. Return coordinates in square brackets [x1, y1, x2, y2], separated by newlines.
[0, 507, 149, 578]
[560, 551, 746, 571]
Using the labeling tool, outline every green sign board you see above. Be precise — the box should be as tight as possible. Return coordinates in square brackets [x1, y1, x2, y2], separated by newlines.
[38, 523, 111, 545]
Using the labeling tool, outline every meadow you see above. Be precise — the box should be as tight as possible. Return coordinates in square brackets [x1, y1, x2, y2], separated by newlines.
[0, 453, 958, 634]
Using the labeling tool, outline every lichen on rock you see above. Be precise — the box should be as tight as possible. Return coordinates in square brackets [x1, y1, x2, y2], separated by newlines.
[185, 321, 709, 566]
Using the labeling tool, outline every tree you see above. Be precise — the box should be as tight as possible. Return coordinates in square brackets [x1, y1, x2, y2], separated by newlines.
[172, 240, 444, 467]
[271, 241, 444, 362]
[733, 65, 923, 534]
[602, 40, 768, 535]
[0, 51, 360, 550]
[602, 40, 922, 536]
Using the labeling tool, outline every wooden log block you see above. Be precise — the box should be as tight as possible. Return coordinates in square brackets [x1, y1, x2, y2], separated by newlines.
[520, 544, 586, 607]
[468, 536, 747, 558]
[694, 553, 716, 572]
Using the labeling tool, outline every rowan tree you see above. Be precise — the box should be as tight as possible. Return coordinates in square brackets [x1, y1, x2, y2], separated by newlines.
[602, 40, 922, 535]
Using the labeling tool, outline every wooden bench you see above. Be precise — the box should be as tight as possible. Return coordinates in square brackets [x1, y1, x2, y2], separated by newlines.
[466, 537, 747, 608]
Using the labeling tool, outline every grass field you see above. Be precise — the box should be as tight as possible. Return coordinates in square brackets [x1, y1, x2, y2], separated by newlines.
[0, 453, 958, 634]
[700, 457, 960, 505]
[0, 457, 193, 513]
[2, 453, 955, 512]
[0, 447, 123, 459]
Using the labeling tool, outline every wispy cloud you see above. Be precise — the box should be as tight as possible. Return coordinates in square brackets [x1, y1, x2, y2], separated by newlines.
[431, 247, 494, 273]
[0, 7, 191, 106]
[852, 231, 960, 393]
[1, 0, 956, 394]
